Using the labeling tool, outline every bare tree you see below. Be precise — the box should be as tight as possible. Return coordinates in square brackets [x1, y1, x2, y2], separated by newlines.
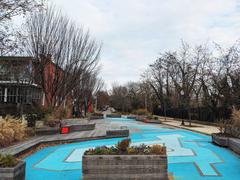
[0, 0, 45, 55]
[73, 69, 104, 117]
[25, 6, 101, 110]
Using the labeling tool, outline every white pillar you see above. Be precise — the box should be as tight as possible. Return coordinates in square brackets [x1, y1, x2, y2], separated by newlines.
[42, 93, 45, 106]
[4, 87, 7, 102]
[63, 98, 66, 108]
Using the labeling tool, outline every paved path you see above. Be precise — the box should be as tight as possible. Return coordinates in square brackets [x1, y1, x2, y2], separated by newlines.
[0, 117, 220, 156]
[159, 116, 220, 135]
[0, 119, 123, 156]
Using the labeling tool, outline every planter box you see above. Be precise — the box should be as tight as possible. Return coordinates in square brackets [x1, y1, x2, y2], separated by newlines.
[0, 160, 25, 180]
[82, 155, 168, 180]
[144, 119, 162, 124]
[106, 129, 129, 137]
[212, 134, 229, 147]
[69, 123, 95, 132]
[106, 114, 122, 118]
[126, 116, 137, 119]
[135, 116, 145, 122]
[89, 116, 103, 120]
[229, 138, 240, 154]
[35, 126, 60, 136]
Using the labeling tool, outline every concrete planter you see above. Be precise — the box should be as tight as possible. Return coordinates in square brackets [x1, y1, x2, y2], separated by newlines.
[35, 126, 60, 136]
[135, 116, 145, 122]
[106, 129, 129, 137]
[106, 114, 122, 118]
[82, 155, 168, 180]
[126, 116, 137, 119]
[0, 160, 25, 180]
[144, 119, 162, 124]
[89, 116, 103, 120]
[212, 133, 229, 147]
[68, 123, 95, 132]
[229, 138, 240, 154]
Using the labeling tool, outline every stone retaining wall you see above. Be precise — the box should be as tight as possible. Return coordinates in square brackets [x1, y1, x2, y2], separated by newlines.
[106, 114, 122, 118]
[35, 127, 60, 136]
[68, 123, 95, 132]
[106, 129, 129, 137]
[82, 155, 168, 180]
[212, 134, 229, 147]
[36, 123, 95, 135]
[89, 116, 103, 120]
[229, 138, 240, 154]
[0, 161, 25, 180]
[212, 134, 240, 155]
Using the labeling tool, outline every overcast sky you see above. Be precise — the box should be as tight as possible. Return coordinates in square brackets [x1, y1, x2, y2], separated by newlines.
[50, 0, 240, 89]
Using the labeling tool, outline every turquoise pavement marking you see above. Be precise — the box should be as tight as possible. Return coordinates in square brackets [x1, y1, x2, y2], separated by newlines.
[24, 118, 240, 180]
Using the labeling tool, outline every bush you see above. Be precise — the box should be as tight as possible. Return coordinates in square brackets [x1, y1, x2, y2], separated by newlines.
[0, 154, 18, 168]
[133, 109, 150, 116]
[85, 139, 166, 155]
[0, 116, 27, 148]
[232, 108, 240, 128]
[25, 107, 52, 127]
[150, 145, 166, 155]
[116, 138, 131, 152]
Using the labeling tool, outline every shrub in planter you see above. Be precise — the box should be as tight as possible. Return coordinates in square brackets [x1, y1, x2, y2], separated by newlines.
[45, 120, 60, 127]
[85, 138, 167, 155]
[0, 154, 25, 180]
[83, 139, 168, 180]
[0, 116, 26, 148]
[133, 108, 150, 116]
[0, 154, 18, 168]
[25, 107, 52, 127]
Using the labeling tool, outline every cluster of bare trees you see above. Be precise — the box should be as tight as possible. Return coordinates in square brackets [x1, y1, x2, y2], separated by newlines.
[141, 41, 240, 123]
[109, 82, 153, 112]
[108, 41, 240, 123]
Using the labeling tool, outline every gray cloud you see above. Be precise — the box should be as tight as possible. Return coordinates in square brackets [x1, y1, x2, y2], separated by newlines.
[51, 0, 240, 89]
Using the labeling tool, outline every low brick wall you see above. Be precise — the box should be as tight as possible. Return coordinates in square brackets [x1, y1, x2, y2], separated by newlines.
[68, 123, 95, 132]
[89, 116, 103, 120]
[36, 127, 60, 136]
[126, 116, 137, 119]
[135, 116, 145, 122]
[106, 129, 129, 137]
[82, 155, 168, 180]
[229, 138, 240, 154]
[144, 119, 162, 124]
[0, 161, 25, 180]
[212, 134, 240, 155]
[106, 114, 122, 118]
[212, 134, 229, 147]
[36, 123, 95, 135]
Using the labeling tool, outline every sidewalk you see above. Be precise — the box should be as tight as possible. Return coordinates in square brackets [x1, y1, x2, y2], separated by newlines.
[159, 117, 220, 135]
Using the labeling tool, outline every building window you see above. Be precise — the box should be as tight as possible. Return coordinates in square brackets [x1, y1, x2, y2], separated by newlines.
[7, 87, 16, 103]
[0, 87, 4, 102]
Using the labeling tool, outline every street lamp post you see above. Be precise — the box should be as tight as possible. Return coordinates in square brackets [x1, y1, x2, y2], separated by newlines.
[180, 90, 185, 126]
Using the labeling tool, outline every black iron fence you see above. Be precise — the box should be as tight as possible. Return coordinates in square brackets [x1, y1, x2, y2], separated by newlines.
[153, 106, 232, 122]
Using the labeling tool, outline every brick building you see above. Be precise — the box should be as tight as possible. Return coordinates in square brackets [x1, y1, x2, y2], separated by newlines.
[0, 56, 72, 116]
[0, 57, 42, 115]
